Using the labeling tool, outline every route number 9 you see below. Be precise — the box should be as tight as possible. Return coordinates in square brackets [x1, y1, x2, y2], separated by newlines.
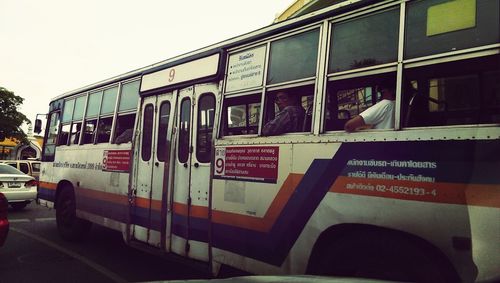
[215, 158, 224, 174]
[168, 68, 175, 82]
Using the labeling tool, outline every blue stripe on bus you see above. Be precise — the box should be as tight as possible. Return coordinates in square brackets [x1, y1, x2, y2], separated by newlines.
[172, 213, 209, 242]
[78, 195, 128, 223]
[129, 206, 163, 231]
[37, 187, 56, 202]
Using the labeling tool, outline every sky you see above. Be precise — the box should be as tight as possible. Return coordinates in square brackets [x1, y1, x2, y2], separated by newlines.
[0, 0, 294, 133]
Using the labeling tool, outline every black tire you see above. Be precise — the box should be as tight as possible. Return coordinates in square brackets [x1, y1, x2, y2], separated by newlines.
[10, 201, 29, 211]
[56, 186, 92, 241]
[309, 230, 456, 283]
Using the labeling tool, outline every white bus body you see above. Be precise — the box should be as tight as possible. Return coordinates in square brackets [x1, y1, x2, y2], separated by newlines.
[37, 0, 499, 282]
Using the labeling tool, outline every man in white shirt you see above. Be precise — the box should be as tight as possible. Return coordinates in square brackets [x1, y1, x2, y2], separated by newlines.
[344, 83, 396, 132]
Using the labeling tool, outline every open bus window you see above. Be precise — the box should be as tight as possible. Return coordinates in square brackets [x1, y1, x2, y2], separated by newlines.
[263, 85, 314, 135]
[82, 120, 97, 144]
[196, 93, 215, 163]
[70, 122, 82, 145]
[403, 55, 500, 127]
[114, 113, 136, 144]
[325, 74, 396, 131]
[57, 124, 70, 146]
[221, 94, 260, 136]
[96, 117, 113, 143]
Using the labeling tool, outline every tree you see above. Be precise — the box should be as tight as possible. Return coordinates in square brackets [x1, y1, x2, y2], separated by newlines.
[0, 87, 30, 144]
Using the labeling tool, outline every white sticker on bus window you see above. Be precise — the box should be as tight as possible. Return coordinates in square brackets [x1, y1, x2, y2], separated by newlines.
[427, 0, 476, 36]
[225, 45, 266, 93]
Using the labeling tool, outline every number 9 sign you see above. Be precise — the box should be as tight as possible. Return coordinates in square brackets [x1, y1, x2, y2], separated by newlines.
[214, 147, 226, 176]
[215, 158, 224, 175]
[168, 68, 175, 82]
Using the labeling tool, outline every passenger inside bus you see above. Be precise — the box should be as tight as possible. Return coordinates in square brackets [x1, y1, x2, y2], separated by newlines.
[115, 128, 133, 144]
[96, 117, 113, 143]
[70, 123, 81, 145]
[262, 91, 305, 136]
[344, 80, 396, 132]
[114, 114, 136, 144]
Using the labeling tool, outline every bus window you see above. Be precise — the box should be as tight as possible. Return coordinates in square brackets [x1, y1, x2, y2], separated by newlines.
[404, 55, 500, 127]
[156, 102, 171, 162]
[114, 113, 136, 144]
[325, 74, 396, 131]
[83, 120, 97, 144]
[178, 98, 191, 163]
[62, 99, 75, 123]
[70, 122, 82, 145]
[141, 104, 154, 161]
[262, 85, 314, 135]
[329, 7, 399, 73]
[114, 80, 140, 144]
[118, 80, 140, 112]
[101, 87, 118, 115]
[267, 29, 320, 84]
[86, 91, 102, 118]
[405, 0, 499, 59]
[57, 124, 70, 146]
[221, 94, 260, 136]
[196, 93, 215, 163]
[73, 95, 86, 121]
[96, 117, 113, 143]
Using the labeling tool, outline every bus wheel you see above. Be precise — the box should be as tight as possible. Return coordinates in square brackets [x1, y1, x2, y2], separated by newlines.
[56, 186, 91, 241]
[310, 231, 455, 283]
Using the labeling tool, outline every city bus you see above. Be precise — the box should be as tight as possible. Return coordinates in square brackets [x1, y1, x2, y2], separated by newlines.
[35, 0, 499, 282]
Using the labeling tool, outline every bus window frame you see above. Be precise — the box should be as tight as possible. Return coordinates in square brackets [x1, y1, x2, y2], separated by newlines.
[41, 110, 60, 162]
[112, 79, 140, 144]
[221, 24, 324, 138]
[219, 91, 262, 138]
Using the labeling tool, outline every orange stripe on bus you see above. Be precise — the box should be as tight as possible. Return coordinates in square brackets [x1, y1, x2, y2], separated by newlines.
[330, 176, 500, 208]
[42, 183, 163, 210]
[39, 181, 57, 190]
[133, 197, 163, 211]
[211, 173, 303, 232]
[172, 203, 209, 218]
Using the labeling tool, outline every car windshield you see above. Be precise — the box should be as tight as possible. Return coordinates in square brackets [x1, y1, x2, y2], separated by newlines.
[0, 164, 24, 175]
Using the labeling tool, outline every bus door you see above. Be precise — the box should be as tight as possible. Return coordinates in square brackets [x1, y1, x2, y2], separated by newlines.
[171, 83, 217, 262]
[131, 93, 175, 249]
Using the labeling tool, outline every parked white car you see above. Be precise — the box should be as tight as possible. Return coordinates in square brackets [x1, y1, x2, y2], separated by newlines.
[0, 159, 41, 180]
[0, 163, 38, 210]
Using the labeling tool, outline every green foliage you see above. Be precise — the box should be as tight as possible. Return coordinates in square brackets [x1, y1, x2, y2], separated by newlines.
[0, 87, 30, 144]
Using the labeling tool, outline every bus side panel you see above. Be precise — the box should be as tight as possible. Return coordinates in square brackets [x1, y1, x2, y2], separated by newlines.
[211, 140, 500, 281]
[39, 145, 132, 232]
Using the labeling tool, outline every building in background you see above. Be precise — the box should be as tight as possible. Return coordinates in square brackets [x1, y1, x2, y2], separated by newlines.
[0, 126, 42, 160]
